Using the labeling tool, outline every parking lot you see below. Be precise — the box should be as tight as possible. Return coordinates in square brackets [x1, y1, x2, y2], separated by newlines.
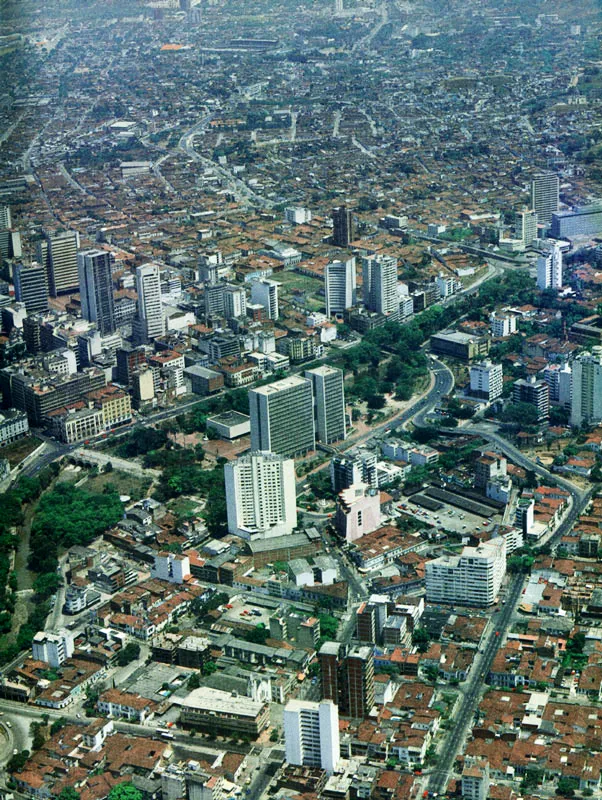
[397, 497, 504, 537]
[221, 598, 272, 629]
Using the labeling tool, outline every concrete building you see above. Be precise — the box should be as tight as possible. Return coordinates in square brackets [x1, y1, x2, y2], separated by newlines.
[224, 451, 297, 540]
[249, 375, 315, 457]
[284, 207, 312, 225]
[174, 687, 269, 738]
[570, 349, 602, 428]
[13, 263, 48, 314]
[305, 365, 346, 444]
[251, 279, 279, 320]
[362, 254, 398, 317]
[77, 250, 116, 335]
[469, 360, 503, 401]
[515, 496, 535, 535]
[223, 284, 247, 319]
[551, 203, 602, 239]
[342, 646, 375, 718]
[325, 258, 356, 316]
[490, 312, 517, 338]
[543, 363, 572, 409]
[0, 409, 29, 447]
[334, 482, 381, 542]
[331, 206, 354, 247]
[425, 539, 506, 607]
[32, 629, 75, 668]
[531, 173, 559, 225]
[151, 552, 191, 583]
[330, 454, 364, 493]
[284, 700, 340, 774]
[513, 375, 550, 421]
[515, 208, 538, 247]
[537, 243, 562, 290]
[430, 331, 490, 362]
[36, 230, 80, 296]
[135, 263, 165, 342]
[461, 761, 490, 800]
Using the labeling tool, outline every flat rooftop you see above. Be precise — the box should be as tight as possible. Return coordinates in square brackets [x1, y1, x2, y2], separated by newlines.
[173, 686, 266, 717]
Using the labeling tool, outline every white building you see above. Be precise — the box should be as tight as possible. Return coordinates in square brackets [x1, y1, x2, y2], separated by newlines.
[32, 629, 75, 668]
[304, 365, 346, 444]
[151, 552, 191, 583]
[284, 207, 312, 225]
[489, 312, 517, 338]
[284, 700, 340, 774]
[461, 761, 490, 800]
[570, 349, 602, 428]
[0, 409, 29, 446]
[224, 451, 297, 540]
[531, 173, 559, 225]
[515, 209, 538, 247]
[543, 363, 572, 409]
[223, 284, 247, 319]
[362, 254, 398, 316]
[470, 360, 503, 401]
[251, 278, 279, 319]
[536, 244, 562, 290]
[325, 258, 357, 316]
[135, 263, 165, 341]
[425, 539, 506, 607]
[436, 274, 461, 299]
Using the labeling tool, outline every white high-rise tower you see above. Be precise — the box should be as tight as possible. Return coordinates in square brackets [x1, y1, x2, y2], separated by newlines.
[536, 244, 562, 290]
[284, 700, 340, 774]
[224, 451, 297, 540]
[325, 258, 356, 316]
[135, 263, 165, 342]
[362, 254, 398, 316]
[570, 349, 602, 428]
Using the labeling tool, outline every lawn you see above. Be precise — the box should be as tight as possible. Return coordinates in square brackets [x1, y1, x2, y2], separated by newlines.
[167, 496, 204, 519]
[274, 270, 324, 294]
[83, 469, 152, 502]
[1, 436, 42, 467]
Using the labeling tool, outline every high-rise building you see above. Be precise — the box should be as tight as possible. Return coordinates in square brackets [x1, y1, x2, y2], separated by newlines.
[0, 206, 11, 229]
[31, 629, 75, 668]
[330, 455, 363, 493]
[513, 375, 550, 421]
[469, 360, 503, 401]
[551, 203, 602, 239]
[342, 646, 375, 718]
[331, 206, 354, 247]
[319, 641, 342, 703]
[224, 451, 297, 540]
[543, 363, 572, 409]
[570, 349, 602, 428]
[284, 207, 312, 225]
[425, 539, 506, 607]
[536, 244, 562, 290]
[249, 375, 315, 457]
[325, 258, 356, 316]
[362, 254, 398, 316]
[490, 312, 517, 338]
[36, 230, 80, 296]
[250, 279, 279, 320]
[530, 173, 559, 225]
[204, 282, 225, 318]
[515, 208, 538, 247]
[77, 250, 116, 335]
[13, 263, 48, 313]
[284, 700, 340, 774]
[135, 263, 165, 342]
[304, 366, 346, 444]
[223, 284, 247, 319]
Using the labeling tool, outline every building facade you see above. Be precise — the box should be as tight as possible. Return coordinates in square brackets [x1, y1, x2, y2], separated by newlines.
[77, 250, 116, 335]
[284, 699, 340, 774]
[469, 360, 503, 401]
[305, 365, 346, 444]
[530, 173, 559, 225]
[135, 263, 165, 342]
[325, 258, 357, 316]
[362, 254, 398, 316]
[570, 349, 602, 428]
[249, 375, 315, 457]
[14, 263, 48, 313]
[425, 539, 506, 607]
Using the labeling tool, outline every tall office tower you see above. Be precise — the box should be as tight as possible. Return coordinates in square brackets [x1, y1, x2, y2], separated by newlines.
[469, 360, 503, 401]
[77, 250, 116, 335]
[570, 349, 602, 428]
[250, 279, 279, 320]
[204, 282, 225, 318]
[0, 206, 11, 229]
[530, 173, 559, 225]
[135, 263, 165, 342]
[223, 284, 247, 319]
[249, 375, 315, 457]
[334, 0, 343, 11]
[305, 365, 346, 444]
[36, 230, 80, 296]
[425, 539, 506, 607]
[536, 243, 562, 290]
[224, 451, 297, 540]
[331, 206, 354, 248]
[13, 263, 48, 314]
[513, 375, 550, 421]
[362, 254, 398, 316]
[284, 700, 340, 774]
[342, 646, 375, 719]
[318, 641, 343, 703]
[515, 208, 538, 247]
[325, 258, 356, 316]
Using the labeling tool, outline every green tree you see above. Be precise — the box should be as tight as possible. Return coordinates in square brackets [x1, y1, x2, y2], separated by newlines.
[116, 642, 140, 666]
[412, 627, 431, 653]
[58, 786, 81, 800]
[108, 783, 143, 800]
